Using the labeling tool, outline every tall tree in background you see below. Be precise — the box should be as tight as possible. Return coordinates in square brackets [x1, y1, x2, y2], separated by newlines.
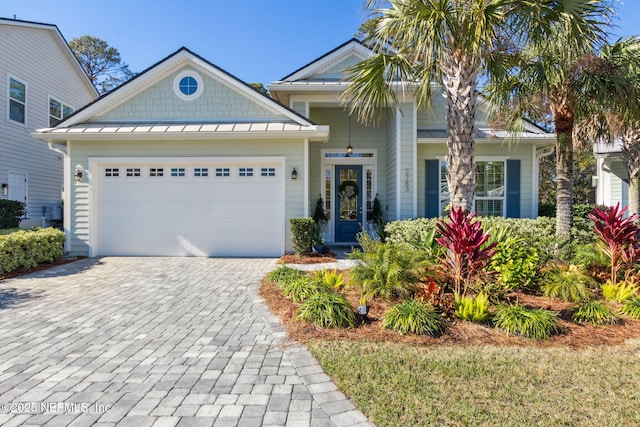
[70, 35, 133, 94]
[575, 37, 640, 215]
[343, 0, 612, 215]
[485, 2, 620, 238]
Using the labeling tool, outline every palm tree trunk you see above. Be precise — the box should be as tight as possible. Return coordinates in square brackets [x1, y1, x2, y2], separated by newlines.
[443, 52, 479, 212]
[551, 92, 575, 237]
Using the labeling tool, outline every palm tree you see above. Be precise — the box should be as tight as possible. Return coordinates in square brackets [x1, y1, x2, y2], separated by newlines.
[484, 4, 631, 237]
[343, 0, 612, 215]
[576, 37, 640, 215]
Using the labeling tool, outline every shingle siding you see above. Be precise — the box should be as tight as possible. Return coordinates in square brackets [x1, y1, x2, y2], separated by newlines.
[99, 67, 286, 121]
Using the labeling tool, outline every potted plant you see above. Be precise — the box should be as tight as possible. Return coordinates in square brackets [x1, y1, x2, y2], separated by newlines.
[312, 195, 328, 253]
[367, 194, 384, 239]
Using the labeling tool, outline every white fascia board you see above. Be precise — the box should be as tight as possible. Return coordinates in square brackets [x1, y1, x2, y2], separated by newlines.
[284, 41, 373, 82]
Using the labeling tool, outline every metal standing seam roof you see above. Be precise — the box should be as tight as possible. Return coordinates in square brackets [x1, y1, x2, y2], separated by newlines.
[38, 121, 317, 135]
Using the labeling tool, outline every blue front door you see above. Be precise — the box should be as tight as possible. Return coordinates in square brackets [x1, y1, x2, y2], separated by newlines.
[335, 165, 363, 242]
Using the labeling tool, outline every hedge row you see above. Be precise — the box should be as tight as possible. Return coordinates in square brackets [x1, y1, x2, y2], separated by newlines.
[0, 228, 65, 274]
[384, 215, 596, 265]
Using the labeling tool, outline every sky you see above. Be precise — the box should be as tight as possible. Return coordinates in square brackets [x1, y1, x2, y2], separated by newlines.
[2, 0, 640, 86]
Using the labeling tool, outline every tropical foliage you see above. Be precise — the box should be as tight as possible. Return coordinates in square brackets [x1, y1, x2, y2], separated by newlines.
[381, 299, 445, 336]
[436, 207, 496, 295]
[454, 292, 490, 323]
[493, 304, 559, 340]
[296, 293, 357, 328]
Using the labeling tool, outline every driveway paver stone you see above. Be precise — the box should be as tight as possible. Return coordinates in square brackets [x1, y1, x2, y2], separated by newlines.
[0, 257, 374, 427]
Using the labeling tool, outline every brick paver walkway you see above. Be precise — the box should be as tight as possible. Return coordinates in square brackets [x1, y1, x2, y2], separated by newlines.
[0, 257, 373, 427]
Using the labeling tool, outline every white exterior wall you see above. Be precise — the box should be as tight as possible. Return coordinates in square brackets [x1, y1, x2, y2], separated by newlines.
[68, 139, 305, 256]
[0, 22, 96, 221]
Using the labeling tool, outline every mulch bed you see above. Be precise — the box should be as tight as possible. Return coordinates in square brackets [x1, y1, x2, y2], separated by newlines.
[260, 276, 640, 349]
[0, 257, 85, 281]
[278, 252, 337, 264]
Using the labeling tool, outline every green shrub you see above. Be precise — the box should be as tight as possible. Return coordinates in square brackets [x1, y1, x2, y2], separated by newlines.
[384, 218, 439, 248]
[455, 292, 490, 323]
[601, 279, 639, 303]
[350, 239, 420, 304]
[282, 277, 330, 303]
[571, 242, 609, 269]
[296, 293, 356, 328]
[0, 228, 65, 273]
[572, 300, 617, 325]
[619, 297, 640, 319]
[314, 269, 345, 291]
[290, 217, 315, 254]
[381, 299, 445, 336]
[541, 265, 594, 302]
[0, 200, 26, 229]
[490, 238, 539, 290]
[493, 303, 559, 340]
[265, 266, 306, 288]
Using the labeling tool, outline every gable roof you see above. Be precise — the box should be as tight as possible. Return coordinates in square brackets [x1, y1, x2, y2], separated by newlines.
[278, 38, 373, 82]
[34, 47, 329, 142]
[0, 17, 98, 96]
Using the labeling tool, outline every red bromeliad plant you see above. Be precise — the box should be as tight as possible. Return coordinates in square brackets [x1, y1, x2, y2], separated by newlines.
[589, 203, 639, 286]
[435, 207, 497, 296]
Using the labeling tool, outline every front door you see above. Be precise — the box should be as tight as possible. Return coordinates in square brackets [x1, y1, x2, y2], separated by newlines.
[335, 165, 363, 242]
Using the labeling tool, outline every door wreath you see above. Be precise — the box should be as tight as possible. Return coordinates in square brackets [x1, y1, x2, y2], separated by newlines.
[339, 180, 359, 201]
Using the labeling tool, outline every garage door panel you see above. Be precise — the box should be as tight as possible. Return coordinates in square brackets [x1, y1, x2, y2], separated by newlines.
[96, 160, 285, 257]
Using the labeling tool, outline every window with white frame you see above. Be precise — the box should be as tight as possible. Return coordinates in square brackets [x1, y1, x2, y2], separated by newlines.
[439, 160, 506, 216]
[49, 97, 74, 127]
[9, 78, 26, 124]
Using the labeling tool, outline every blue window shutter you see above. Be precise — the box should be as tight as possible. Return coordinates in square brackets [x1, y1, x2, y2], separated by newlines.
[506, 159, 521, 218]
[425, 159, 440, 218]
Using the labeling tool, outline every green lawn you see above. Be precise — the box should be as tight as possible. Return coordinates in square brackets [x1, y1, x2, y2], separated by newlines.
[307, 340, 640, 427]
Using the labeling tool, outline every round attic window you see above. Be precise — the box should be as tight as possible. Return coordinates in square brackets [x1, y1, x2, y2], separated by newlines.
[173, 70, 203, 100]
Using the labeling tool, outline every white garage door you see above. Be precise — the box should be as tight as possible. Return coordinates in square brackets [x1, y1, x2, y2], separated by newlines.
[93, 158, 285, 257]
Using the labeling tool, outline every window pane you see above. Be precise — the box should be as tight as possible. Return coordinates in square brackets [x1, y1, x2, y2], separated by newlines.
[476, 199, 503, 216]
[63, 105, 74, 118]
[440, 160, 450, 215]
[50, 99, 62, 118]
[10, 79, 25, 102]
[9, 100, 25, 123]
[476, 161, 505, 197]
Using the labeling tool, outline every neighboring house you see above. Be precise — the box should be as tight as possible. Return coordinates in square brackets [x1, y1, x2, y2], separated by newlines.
[34, 40, 554, 258]
[0, 18, 98, 227]
[594, 141, 628, 208]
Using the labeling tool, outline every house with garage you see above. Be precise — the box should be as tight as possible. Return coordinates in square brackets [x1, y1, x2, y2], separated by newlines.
[34, 40, 554, 258]
[1, 18, 98, 226]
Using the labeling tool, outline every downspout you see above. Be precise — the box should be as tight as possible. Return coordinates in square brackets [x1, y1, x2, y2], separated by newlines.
[47, 141, 70, 254]
[534, 145, 555, 217]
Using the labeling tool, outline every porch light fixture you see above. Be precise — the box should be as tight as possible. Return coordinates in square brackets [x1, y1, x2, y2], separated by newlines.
[75, 168, 83, 181]
[1, 183, 7, 197]
[291, 168, 298, 180]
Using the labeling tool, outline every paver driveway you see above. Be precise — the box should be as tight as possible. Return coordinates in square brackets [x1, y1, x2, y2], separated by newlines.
[0, 257, 373, 427]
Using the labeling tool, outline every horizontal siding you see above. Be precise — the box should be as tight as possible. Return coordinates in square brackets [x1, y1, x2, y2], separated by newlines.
[386, 111, 397, 220]
[0, 24, 96, 217]
[68, 139, 304, 256]
[308, 108, 388, 212]
[417, 142, 536, 218]
[399, 102, 414, 218]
